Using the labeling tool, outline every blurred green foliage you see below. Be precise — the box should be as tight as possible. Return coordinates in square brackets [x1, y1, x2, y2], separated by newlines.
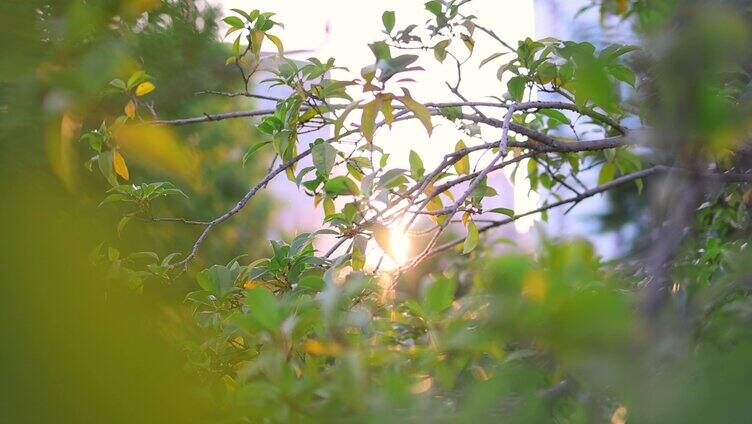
[0, 1, 274, 421]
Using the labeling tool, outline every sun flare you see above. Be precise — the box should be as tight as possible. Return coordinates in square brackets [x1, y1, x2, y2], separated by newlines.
[365, 224, 412, 272]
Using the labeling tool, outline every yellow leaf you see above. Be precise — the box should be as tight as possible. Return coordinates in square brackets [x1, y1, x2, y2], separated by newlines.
[113, 150, 129, 181]
[454, 140, 470, 175]
[361, 97, 382, 143]
[380, 96, 395, 127]
[250, 30, 264, 56]
[397, 90, 433, 136]
[461, 211, 471, 226]
[425, 195, 445, 224]
[124, 100, 136, 118]
[135, 81, 155, 96]
[323, 197, 335, 216]
[265, 33, 284, 55]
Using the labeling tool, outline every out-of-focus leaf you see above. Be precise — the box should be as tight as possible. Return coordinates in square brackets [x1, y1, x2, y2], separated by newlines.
[423, 276, 456, 314]
[114, 124, 200, 187]
[124, 100, 136, 118]
[245, 287, 281, 331]
[608, 63, 636, 87]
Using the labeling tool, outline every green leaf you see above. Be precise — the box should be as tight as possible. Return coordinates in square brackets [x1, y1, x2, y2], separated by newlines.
[462, 219, 479, 254]
[369, 41, 392, 62]
[299, 275, 325, 292]
[334, 100, 362, 139]
[479, 52, 508, 68]
[433, 39, 451, 63]
[380, 153, 390, 168]
[536, 61, 557, 83]
[425, 1, 442, 16]
[423, 277, 456, 314]
[97, 150, 117, 186]
[324, 176, 359, 196]
[507, 75, 526, 101]
[312, 141, 337, 178]
[126, 71, 147, 89]
[109, 78, 126, 90]
[382, 10, 395, 33]
[242, 141, 270, 166]
[223, 16, 245, 28]
[409, 150, 425, 180]
[439, 106, 462, 121]
[378, 168, 408, 189]
[539, 109, 571, 126]
[229, 8, 254, 21]
[378, 54, 418, 82]
[245, 288, 281, 331]
[488, 207, 514, 217]
[607, 63, 636, 87]
[454, 140, 470, 175]
[197, 265, 237, 298]
[598, 163, 616, 185]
